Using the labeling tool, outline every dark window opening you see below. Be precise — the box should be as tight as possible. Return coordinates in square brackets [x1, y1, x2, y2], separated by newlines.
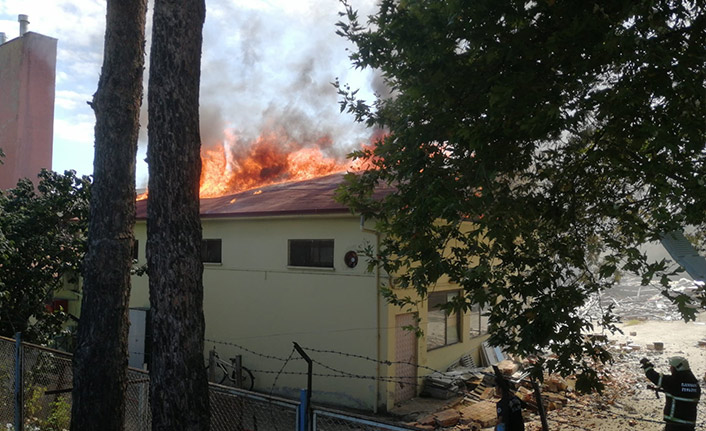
[202, 239, 222, 263]
[289, 239, 334, 268]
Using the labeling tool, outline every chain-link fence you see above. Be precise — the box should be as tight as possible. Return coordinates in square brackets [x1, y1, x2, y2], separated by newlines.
[0, 335, 302, 431]
[313, 407, 422, 431]
[210, 384, 300, 431]
[1, 335, 422, 431]
[0, 338, 15, 427]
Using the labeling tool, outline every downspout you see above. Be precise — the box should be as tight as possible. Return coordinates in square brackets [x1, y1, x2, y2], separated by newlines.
[360, 215, 382, 413]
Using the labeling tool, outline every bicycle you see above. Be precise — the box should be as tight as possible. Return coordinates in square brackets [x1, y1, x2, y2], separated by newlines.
[206, 349, 255, 391]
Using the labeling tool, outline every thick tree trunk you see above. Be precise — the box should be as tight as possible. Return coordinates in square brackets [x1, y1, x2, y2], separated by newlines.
[146, 0, 210, 430]
[71, 1, 147, 430]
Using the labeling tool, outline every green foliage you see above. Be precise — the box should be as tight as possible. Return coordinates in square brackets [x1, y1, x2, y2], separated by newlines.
[0, 170, 91, 344]
[25, 386, 71, 431]
[335, 0, 705, 391]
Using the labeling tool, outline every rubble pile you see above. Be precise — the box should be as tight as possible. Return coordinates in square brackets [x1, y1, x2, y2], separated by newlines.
[403, 359, 582, 430]
[399, 337, 706, 430]
[580, 277, 702, 322]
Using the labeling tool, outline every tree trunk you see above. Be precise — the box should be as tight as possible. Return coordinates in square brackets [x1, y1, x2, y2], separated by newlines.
[146, 0, 210, 429]
[71, 0, 147, 430]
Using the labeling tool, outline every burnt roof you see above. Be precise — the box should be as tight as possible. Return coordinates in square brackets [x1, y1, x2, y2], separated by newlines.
[136, 172, 392, 219]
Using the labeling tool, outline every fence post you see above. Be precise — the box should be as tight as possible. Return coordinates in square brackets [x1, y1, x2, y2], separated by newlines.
[14, 332, 23, 431]
[298, 389, 309, 431]
[293, 342, 312, 431]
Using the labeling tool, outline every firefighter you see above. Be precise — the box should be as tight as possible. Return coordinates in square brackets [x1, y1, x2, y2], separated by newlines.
[640, 356, 701, 431]
[493, 366, 524, 431]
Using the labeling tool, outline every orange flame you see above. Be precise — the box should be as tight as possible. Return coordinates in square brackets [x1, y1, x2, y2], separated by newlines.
[199, 130, 363, 198]
[137, 128, 383, 201]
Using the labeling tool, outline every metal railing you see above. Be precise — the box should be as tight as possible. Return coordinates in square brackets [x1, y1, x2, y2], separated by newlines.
[313, 407, 422, 431]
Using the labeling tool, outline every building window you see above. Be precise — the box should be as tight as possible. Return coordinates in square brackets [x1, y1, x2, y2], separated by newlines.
[201, 239, 222, 263]
[427, 291, 460, 350]
[288, 239, 334, 268]
[469, 303, 489, 337]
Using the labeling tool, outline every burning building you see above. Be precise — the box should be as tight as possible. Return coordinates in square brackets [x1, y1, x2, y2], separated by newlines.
[128, 171, 486, 412]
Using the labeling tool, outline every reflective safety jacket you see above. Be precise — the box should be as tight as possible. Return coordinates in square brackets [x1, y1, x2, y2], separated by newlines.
[644, 366, 701, 427]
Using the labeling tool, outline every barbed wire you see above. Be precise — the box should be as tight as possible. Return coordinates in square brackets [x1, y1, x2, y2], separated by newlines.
[269, 346, 296, 397]
[205, 338, 301, 362]
[298, 344, 453, 376]
[205, 337, 466, 379]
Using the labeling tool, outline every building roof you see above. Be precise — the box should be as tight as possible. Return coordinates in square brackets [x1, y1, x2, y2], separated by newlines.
[136, 172, 392, 219]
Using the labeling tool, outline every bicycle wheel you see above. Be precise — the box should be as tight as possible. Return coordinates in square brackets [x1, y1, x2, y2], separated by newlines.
[205, 362, 229, 384]
[228, 366, 255, 390]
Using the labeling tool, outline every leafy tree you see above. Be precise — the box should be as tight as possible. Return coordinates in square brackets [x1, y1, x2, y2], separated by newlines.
[0, 169, 90, 343]
[146, 0, 210, 428]
[335, 0, 706, 390]
[70, 0, 147, 429]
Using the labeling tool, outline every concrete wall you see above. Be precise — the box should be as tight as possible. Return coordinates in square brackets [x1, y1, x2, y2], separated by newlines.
[0, 32, 56, 189]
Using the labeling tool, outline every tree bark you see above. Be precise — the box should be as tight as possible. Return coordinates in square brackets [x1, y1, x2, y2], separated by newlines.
[146, 0, 210, 429]
[71, 0, 147, 430]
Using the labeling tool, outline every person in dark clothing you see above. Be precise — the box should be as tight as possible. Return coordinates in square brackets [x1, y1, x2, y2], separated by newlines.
[494, 371, 524, 431]
[640, 356, 701, 431]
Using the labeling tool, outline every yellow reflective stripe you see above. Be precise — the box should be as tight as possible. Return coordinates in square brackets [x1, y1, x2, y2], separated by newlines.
[644, 366, 654, 372]
[657, 374, 663, 387]
[665, 393, 700, 403]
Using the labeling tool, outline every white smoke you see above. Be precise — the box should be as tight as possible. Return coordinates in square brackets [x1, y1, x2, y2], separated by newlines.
[1, 0, 381, 187]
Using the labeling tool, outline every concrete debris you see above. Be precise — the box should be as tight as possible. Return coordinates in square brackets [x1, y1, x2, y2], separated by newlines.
[580, 276, 701, 322]
[397, 339, 684, 430]
[422, 368, 487, 400]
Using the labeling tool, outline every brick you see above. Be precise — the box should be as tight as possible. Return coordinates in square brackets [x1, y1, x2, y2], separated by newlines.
[545, 375, 568, 392]
[479, 387, 497, 400]
[459, 401, 498, 428]
[417, 415, 436, 426]
[497, 359, 519, 376]
[434, 409, 461, 428]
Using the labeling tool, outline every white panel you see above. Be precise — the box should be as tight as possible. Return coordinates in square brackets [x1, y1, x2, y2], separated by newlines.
[128, 308, 147, 369]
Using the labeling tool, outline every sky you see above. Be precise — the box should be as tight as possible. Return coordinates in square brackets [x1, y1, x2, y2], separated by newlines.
[0, 0, 379, 188]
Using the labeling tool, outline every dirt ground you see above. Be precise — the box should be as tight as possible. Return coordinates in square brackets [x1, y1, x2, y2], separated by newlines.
[529, 313, 706, 431]
[390, 312, 706, 431]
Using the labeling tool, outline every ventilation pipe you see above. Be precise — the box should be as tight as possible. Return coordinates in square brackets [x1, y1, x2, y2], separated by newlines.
[0, 32, 6, 45]
[18, 15, 29, 36]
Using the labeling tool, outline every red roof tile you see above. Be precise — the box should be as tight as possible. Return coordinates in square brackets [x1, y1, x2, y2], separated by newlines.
[136, 172, 392, 219]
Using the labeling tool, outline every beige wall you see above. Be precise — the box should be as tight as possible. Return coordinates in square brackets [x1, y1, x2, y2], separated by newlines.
[131, 215, 386, 410]
[130, 214, 485, 412]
